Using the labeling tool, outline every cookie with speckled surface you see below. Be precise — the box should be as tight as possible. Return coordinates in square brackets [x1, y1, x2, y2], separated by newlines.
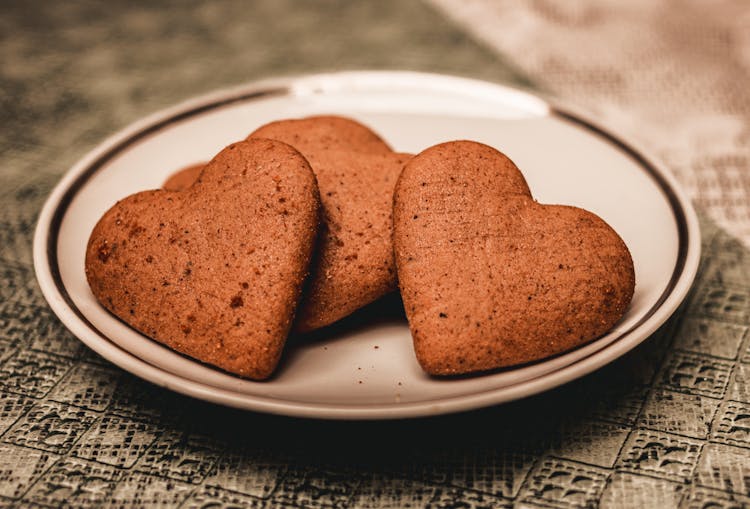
[249, 115, 393, 156]
[393, 140, 635, 376]
[163, 162, 205, 191]
[248, 116, 411, 332]
[85, 139, 320, 379]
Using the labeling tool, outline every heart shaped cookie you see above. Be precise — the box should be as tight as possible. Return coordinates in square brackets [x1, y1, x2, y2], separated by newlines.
[393, 140, 635, 376]
[248, 116, 411, 332]
[86, 139, 320, 379]
[249, 115, 394, 155]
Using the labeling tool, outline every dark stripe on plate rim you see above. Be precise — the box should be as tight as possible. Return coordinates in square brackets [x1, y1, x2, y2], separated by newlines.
[42, 81, 693, 407]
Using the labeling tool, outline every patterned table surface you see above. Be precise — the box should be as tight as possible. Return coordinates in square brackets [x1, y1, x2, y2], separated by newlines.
[1, 2, 748, 508]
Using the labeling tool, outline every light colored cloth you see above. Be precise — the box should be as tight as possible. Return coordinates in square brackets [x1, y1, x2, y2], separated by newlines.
[430, 0, 750, 245]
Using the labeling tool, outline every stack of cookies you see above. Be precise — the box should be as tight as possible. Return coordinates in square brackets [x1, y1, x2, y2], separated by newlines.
[86, 116, 634, 380]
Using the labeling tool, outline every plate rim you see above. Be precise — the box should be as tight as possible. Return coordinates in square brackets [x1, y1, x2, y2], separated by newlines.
[32, 70, 701, 420]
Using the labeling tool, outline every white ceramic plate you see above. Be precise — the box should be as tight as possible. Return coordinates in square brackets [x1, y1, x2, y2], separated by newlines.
[34, 71, 700, 419]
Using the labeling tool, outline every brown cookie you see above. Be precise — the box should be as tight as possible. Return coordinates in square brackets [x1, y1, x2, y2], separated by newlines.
[249, 115, 393, 155]
[248, 116, 411, 332]
[393, 140, 635, 376]
[163, 163, 205, 191]
[85, 139, 320, 379]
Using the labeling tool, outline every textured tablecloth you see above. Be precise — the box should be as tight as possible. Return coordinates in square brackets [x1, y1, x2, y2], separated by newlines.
[1, 2, 748, 508]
